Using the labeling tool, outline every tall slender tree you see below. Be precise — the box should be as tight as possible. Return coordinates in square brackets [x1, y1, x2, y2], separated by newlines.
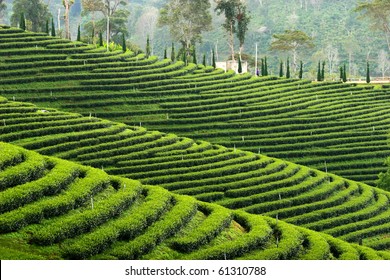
[77, 25, 81, 41]
[238, 56, 242, 73]
[212, 49, 216, 68]
[279, 61, 284, 77]
[343, 64, 347, 82]
[164, 48, 167, 59]
[216, 0, 250, 61]
[99, 31, 103, 47]
[366, 61, 371, 83]
[236, 4, 250, 59]
[159, 0, 212, 58]
[19, 13, 26, 30]
[146, 35, 151, 58]
[171, 43, 175, 62]
[286, 58, 291, 78]
[193, 46, 197, 64]
[264, 57, 268, 76]
[203, 54, 207, 66]
[340, 66, 344, 82]
[45, 19, 49, 35]
[51, 18, 56, 36]
[63, 0, 75, 40]
[122, 33, 126, 52]
[299, 61, 303, 79]
[321, 61, 326, 81]
[260, 58, 264, 76]
[317, 61, 322, 81]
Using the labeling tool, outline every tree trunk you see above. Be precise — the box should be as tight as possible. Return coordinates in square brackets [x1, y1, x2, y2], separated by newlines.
[230, 21, 235, 61]
[64, 1, 70, 39]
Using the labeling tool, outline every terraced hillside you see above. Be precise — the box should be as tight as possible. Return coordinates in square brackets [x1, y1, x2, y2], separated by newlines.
[4, 142, 389, 260]
[1, 97, 390, 251]
[1, 27, 390, 186]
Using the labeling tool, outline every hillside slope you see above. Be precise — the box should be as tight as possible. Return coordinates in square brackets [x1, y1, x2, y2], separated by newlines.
[1, 26, 389, 187]
[0, 96, 390, 251]
[3, 142, 390, 260]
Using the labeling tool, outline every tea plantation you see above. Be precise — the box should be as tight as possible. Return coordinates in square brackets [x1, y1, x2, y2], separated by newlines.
[1, 26, 390, 259]
[1, 142, 390, 260]
[1, 27, 390, 186]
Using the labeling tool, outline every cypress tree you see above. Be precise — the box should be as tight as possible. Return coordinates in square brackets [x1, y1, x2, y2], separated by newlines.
[317, 61, 321, 81]
[279, 61, 284, 77]
[340, 66, 344, 82]
[51, 18, 56, 37]
[212, 49, 216, 68]
[286, 58, 291, 78]
[164, 48, 167, 59]
[20, 13, 26, 31]
[171, 43, 175, 62]
[343, 64, 347, 82]
[146, 35, 151, 58]
[45, 20, 49, 35]
[202, 54, 206, 66]
[77, 25, 81, 41]
[366, 61, 371, 83]
[182, 49, 187, 65]
[238, 56, 242, 73]
[91, 27, 95, 44]
[321, 61, 325, 81]
[299, 61, 303, 79]
[260, 59, 264, 76]
[121, 33, 126, 52]
[193, 46, 197, 64]
[99, 32, 103, 47]
[264, 57, 268, 76]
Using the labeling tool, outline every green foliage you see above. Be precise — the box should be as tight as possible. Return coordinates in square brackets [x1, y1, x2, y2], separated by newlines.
[11, 0, 50, 32]
[299, 61, 303, 79]
[192, 46, 197, 65]
[279, 61, 283, 77]
[317, 61, 321, 81]
[19, 13, 26, 31]
[171, 42, 175, 62]
[286, 58, 290, 78]
[202, 54, 206, 66]
[212, 49, 216, 68]
[238, 56, 242, 73]
[51, 18, 56, 37]
[121, 33, 126, 53]
[355, 0, 390, 51]
[343, 64, 347, 82]
[164, 47, 167, 59]
[77, 25, 81, 41]
[45, 20, 49, 35]
[158, 0, 212, 53]
[146, 35, 151, 58]
[366, 61, 371, 83]
[99, 31, 103, 47]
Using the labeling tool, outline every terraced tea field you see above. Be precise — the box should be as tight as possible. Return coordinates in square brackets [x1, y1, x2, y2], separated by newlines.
[1, 142, 390, 260]
[1, 27, 390, 186]
[1, 26, 390, 259]
[1, 97, 390, 252]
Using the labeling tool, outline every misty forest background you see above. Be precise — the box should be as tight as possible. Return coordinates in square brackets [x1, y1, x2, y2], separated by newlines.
[0, 0, 389, 80]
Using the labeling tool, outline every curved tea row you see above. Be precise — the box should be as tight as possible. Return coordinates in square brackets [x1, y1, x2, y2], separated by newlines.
[1, 26, 390, 186]
[4, 142, 388, 260]
[0, 98, 390, 251]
